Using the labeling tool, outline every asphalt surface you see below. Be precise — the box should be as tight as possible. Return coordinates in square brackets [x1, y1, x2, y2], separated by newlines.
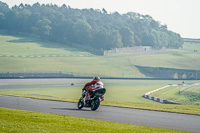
[0, 79, 200, 132]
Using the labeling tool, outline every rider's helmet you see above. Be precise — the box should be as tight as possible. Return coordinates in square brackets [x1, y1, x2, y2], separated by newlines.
[93, 76, 100, 81]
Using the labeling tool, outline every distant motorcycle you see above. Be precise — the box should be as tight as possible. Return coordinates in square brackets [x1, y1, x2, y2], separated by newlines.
[77, 82, 106, 111]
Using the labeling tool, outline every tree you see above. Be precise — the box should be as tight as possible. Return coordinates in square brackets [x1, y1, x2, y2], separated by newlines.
[14, 8, 32, 32]
[102, 8, 107, 14]
[120, 26, 135, 47]
[0, 2, 183, 50]
[110, 29, 123, 48]
[158, 31, 169, 48]
[72, 19, 92, 44]
[0, 12, 5, 29]
[150, 29, 161, 49]
[32, 2, 40, 7]
[19, 3, 24, 9]
[0, 1, 10, 29]
[0, 1, 10, 13]
[32, 19, 52, 40]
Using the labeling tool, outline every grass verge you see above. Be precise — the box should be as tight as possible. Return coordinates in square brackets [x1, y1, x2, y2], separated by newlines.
[152, 85, 200, 105]
[0, 108, 187, 133]
[0, 80, 200, 115]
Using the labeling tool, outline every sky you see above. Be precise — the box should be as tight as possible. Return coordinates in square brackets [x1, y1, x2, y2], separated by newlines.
[1, 0, 200, 38]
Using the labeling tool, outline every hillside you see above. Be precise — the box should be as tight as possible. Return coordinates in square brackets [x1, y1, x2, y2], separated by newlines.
[0, 35, 200, 78]
[0, 1, 183, 50]
[183, 38, 200, 43]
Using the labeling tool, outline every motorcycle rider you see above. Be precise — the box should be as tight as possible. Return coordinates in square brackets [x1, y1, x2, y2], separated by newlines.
[82, 76, 104, 103]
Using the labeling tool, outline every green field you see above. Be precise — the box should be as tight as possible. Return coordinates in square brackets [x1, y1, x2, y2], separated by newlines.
[152, 85, 200, 105]
[1, 35, 200, 132]
[0, 108, 187, 133]
[183, 42, 200, 52]
[0, 35, 91, 56]
[1, 35, 200, 77]
[1, 79, 200, 115]
[151, 83, 200, 105]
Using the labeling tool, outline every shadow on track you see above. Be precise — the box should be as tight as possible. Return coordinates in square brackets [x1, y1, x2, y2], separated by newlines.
[52, 108, 90, 111]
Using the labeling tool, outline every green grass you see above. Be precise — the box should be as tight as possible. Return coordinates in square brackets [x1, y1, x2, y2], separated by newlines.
[152, 85, 200, 105]
[184, 84, 200, 93]
[1, 35, 200, 77]
[0, 34, 199, 133]
[182, 42, 200, 52]
[0, 108, 187, 133]
[0, 35, 92, 56]
[1, 80, 200, 115]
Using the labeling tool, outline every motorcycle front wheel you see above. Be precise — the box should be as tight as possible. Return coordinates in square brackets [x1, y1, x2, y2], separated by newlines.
[77, 97, 84, 109]
[91, 97, 100, 111]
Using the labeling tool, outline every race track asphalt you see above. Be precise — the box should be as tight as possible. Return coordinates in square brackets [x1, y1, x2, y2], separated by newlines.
[0, 79, 200, 132]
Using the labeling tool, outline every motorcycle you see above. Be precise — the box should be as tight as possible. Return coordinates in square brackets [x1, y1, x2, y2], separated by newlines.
[77, 81, 106, 111]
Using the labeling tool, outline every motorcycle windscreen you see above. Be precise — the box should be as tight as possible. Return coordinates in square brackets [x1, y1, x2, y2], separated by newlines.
[91, 88, 106, 97]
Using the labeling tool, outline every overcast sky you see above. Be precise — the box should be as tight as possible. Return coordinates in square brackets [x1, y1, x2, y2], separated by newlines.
[1, 0, 200, 38]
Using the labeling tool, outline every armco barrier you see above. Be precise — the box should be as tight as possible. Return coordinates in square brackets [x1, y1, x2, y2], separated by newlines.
[143, 85, 180, 104]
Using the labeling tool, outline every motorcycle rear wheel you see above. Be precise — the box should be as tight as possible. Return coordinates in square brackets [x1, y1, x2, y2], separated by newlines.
[91, 98, 100, 111]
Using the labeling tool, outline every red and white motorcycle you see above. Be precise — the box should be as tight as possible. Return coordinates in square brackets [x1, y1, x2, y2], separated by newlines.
[77, 81, 106, 111]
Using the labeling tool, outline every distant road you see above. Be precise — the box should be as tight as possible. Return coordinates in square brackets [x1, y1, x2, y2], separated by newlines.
[0, 78, 90, 86]
[0, 79, 200, 132]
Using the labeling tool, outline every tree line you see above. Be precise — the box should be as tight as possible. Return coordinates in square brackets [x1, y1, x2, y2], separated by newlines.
[0, 1, 183, 50]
